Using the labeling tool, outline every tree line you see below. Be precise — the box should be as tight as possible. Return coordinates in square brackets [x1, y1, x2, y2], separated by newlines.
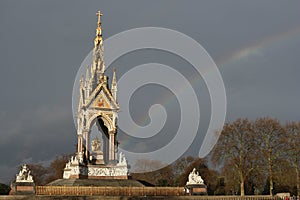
[6, 117, 299, 197]
[211, 118, 300, 196]
[129, 118, 299, 197]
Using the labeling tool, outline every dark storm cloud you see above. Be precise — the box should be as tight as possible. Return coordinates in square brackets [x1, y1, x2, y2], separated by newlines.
[0, 0, 300, 183]
[0, 105, 75, 182]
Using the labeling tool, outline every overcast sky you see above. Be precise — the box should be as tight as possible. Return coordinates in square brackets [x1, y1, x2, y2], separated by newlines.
[0, 1, 300, 183]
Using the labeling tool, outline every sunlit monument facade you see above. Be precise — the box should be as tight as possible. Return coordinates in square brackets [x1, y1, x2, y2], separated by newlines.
[63, 11, 129, 180]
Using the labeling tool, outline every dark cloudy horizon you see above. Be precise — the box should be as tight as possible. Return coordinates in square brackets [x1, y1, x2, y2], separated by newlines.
[1, 1, 300, 184]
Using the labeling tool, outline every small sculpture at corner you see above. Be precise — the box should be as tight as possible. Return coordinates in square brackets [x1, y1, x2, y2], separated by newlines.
[184, 168, 207, 195]
[117, 152, 127, 166]
[186, 168, 204, 185]
[16, 164, 34, 183]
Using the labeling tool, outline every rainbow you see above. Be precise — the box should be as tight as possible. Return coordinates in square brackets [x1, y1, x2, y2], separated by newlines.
[218, 26, 300, 68]
[119, 25, 300, 151]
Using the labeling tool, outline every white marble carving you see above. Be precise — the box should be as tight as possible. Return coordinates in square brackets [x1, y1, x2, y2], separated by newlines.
[87, 166, 128, 177]
[78, 152, 84, 164]
[186, 168, 204, 185]
[88, 167, 109, 176]
[16, 164, 34, 183]
[63, 152, 128, 179]
[63, 170, 71, 179]
[63, 153, 88, 179]
[117, 152, 127, 166]
[114, 166, 129, 176]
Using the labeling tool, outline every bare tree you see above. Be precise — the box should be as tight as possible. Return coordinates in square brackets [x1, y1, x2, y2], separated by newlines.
[273, 158, 297, 194]
[26, 163, 48, 185]
[221, 164, 240, 195]
[285, 121, 300, 196]
[25, 154, 71, 185]
[212, 118, 257, 196]
[45, 154, 71, 184]
[253, 118, 285, 196]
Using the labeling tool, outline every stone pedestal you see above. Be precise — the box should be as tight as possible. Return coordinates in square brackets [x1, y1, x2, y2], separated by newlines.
[185, 184, 207, 196]
[11, 182, 35, 195]
[11, 164, 35, 195]
[63, 164, 128, 180]
[89, 151, 104, 165]
[63, 152, 129, 180]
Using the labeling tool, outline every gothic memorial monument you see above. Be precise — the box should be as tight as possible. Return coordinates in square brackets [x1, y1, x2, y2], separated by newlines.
[63, 11, 129, 180]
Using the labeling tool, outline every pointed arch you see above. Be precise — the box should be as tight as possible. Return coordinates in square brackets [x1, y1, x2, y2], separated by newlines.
[87, 113, 114, 132]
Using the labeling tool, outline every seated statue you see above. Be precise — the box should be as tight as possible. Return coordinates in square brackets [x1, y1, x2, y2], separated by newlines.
[91, 137, 102, 152]
[89, 136, 104, 164]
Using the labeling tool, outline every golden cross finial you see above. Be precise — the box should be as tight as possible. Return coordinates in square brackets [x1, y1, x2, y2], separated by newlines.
[96, 10, 102, 24]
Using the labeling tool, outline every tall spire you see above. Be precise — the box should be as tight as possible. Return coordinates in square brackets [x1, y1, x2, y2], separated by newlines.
[93, 10, 105, 85]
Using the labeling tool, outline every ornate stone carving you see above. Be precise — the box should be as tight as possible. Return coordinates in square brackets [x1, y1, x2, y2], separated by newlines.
[16, 164, 34, 183]
[87, 165, 128, 177]
[64, 152, 129, 179]
[117, 152, 127, 166]
[186, 168, 204, 185]
[88, 167, 109, 176]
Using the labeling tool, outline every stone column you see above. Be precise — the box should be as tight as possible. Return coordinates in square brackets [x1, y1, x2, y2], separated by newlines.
[77, 134, 83, 153]
[108, 131, 115, 161]
[102, 134, 108, 163]
[85, 131, 89, 159]
[83, 130, 90, 159]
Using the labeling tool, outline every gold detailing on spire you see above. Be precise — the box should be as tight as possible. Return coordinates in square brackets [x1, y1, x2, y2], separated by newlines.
[94, 10, 103, 47]
[92, 10, 106, 86]
[96, 10, 102, 25]
[80, 75, 84, 88]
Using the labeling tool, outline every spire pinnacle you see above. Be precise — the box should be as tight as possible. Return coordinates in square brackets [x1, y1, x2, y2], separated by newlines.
[93, 10, 105, 86]
[96, 10, 102, 25]
[112, 68, 117, 85]
[94, 10, 103, 47]
[111, 67, 117, 101]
